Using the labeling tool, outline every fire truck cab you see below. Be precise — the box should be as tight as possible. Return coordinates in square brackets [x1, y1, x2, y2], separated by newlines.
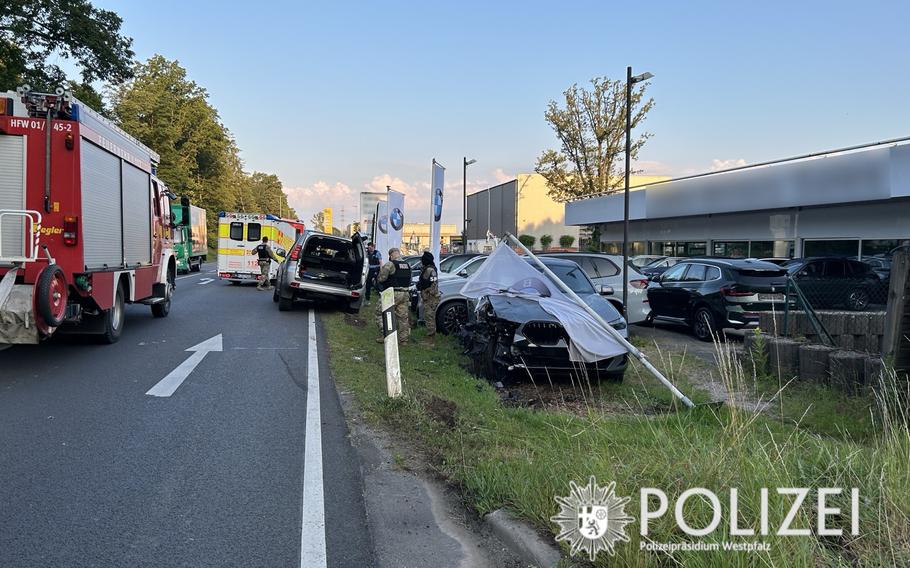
[0, 86, 176, 345]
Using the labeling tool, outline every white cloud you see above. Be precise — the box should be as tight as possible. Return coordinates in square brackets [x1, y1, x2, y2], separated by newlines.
[709, 158, 747, 172]
[283, 181, 354, 226]
[493, 168, 514, 184]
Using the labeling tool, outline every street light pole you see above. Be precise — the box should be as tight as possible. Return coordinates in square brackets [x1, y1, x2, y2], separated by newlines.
[623, 66, 653, 320]
[462, 157, 476, 253]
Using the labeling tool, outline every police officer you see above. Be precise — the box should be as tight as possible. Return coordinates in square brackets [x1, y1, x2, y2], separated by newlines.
[251, 236, 280, 290]
[375, 248, 412, 343]
[365, 242, 382, 303]
[417, 251, 440, 343]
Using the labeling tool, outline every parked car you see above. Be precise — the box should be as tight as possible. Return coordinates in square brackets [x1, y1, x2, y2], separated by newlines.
[460, 257, 628, 381]
[274, 230, 368, 312]
[757, 257, 791, 266]
[439, 253, 484, 274]
[630, 255, 666, 268]
[857, 256, 891, 283]
[639, 257, 685, 278]
[540, 252, 650, 324]
[646, 258, 788, 341]
[783, 257, 883, 310]
[414, 256, 488, 326]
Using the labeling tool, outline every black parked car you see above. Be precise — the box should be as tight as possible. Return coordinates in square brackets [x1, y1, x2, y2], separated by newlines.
[783, 257, 883, 310]
[646, 258, 787, 341]
[638, 257, 685, 279]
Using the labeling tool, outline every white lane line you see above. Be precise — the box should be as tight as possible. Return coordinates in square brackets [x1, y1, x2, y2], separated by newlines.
[300, 309, 327, 568]
[146, 334, 223, 397]
[177, 273, 201, 281]
[197, 277, 214, 285]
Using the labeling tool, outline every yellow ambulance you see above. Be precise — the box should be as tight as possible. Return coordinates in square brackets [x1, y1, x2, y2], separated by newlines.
[216, 212, 304, 284]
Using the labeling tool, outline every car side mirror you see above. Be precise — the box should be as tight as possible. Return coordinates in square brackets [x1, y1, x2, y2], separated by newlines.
[275, 248, 287, 257]
[457, 269, 468, 277]
[599, 285, 614, 296]
[797, 270, 807, 278]
[651, 274, 662, 284]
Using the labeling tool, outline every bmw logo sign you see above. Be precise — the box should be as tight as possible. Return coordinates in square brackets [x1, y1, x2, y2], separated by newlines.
[433, 187, 444, 222]
[378, 215, 389, 234]
[390, 207, 404, 231]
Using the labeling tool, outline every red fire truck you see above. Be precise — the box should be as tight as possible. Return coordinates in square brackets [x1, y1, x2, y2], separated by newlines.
[0, 86, 176, 344]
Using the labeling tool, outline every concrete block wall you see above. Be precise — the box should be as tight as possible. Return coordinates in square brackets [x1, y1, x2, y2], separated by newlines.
[757, 310, 886, 354]
[743, 332, 884, 395]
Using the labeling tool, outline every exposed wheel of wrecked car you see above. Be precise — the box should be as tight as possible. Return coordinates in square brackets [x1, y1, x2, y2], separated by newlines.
[437, 300, 469, 334]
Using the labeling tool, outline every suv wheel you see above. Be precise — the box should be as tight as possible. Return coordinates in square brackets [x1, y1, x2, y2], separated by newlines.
[691, 306, 716, 342]
[846, 288, 870, 311]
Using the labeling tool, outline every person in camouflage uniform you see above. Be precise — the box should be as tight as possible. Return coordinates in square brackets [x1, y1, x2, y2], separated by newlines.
[375, 248, 412, 343]
[417, 251, 440, 343]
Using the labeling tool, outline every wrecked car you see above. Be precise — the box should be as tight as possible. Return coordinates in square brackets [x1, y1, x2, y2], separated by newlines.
[459, 257, 628, 382]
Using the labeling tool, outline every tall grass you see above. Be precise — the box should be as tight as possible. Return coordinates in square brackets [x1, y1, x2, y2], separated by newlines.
[324, 313, 910, 566]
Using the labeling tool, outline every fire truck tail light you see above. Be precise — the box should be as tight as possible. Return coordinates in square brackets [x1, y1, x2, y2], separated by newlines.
[65, 133, 74, 150]
[63, 216, 78, 246]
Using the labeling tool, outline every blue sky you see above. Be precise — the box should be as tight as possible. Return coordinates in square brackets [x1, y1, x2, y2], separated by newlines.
[93, 0, 910, 225]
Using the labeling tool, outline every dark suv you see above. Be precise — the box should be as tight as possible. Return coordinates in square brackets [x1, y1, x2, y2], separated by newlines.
[646, 258, 787, 341]
[782, 257, 883, 310]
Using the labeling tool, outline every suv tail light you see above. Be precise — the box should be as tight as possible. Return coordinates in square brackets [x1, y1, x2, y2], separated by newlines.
[63, 216, 78, 246]
[721, 286, 753, 297]
[289, 243, 302, 260]
[629, 279, 649, 289]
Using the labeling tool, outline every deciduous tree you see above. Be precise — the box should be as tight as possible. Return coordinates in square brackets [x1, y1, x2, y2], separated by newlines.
[559, 235, 575, 248]
[0, 0, 134, 91]
[540, 234, 553, 250]
[535, 76, 653, 202]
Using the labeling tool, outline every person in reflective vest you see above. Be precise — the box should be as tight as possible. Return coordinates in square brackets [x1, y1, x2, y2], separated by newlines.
[417, 251, 440, 343]
[251, 236, 280, 290]
[375, 248, 412, 343]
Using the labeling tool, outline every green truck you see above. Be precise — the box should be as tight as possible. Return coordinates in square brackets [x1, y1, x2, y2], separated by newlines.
[172, 197, 208, 273]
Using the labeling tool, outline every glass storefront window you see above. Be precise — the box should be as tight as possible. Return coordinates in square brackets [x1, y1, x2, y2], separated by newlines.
[750, 240, 794, 258]
[861, 239, 910, 257]
[681, 242, 707, 257]
[713, 241, 748, 257]
[803, 239, 858, 258]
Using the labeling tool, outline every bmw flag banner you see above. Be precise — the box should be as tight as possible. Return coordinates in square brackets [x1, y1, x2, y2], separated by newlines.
[430, 160, 445, 269]
[373, 200, 389, 257]
[387, 188, 405, 251]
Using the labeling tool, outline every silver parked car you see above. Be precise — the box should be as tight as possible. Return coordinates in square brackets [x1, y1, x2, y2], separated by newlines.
[541, 252, 651, 324]
[274, 230, 368, 313]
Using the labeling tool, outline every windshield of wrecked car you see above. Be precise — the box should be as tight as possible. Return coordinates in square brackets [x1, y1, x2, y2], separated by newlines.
[536, 264, 596, 294]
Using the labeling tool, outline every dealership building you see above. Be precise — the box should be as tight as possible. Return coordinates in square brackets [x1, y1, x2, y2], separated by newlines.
[564, 138, 910, 259]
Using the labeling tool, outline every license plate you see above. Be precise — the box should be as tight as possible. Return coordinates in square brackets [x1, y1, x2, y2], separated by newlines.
[759, 293, 784, 302]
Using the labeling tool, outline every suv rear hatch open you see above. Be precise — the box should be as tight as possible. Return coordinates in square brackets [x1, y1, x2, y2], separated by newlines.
[298, 233, 365, 289]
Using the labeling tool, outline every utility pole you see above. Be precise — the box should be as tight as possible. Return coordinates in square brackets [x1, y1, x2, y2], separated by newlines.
[463, 157, 476, 253]
[623, 66, 653, 319]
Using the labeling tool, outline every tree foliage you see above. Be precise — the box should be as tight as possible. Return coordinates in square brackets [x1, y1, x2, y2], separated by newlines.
[310, 211, 326, 232]
[110, 56, 296, 237]
[535, 76, 654, 202]
[559, 234, 575, 248]
[518, 234, 536, 249]
[0, 0, 134, 91]
[540, 234, 553, 250]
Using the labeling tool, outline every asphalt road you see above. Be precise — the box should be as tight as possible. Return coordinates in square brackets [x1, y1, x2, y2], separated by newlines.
[0, 265, 373, 568]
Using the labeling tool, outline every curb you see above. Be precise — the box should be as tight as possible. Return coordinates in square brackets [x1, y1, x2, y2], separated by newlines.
[484, 508, 562, 568]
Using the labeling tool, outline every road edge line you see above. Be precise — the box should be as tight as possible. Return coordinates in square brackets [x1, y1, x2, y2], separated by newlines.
[300, 308, 327, 567]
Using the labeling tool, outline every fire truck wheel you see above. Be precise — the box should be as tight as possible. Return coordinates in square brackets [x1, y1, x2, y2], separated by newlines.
[152, 268, 175, 318]
[100, 285, 125, 344]
[36, 264, 67, 328]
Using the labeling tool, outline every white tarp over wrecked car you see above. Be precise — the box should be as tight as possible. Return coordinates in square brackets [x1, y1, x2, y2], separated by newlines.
[459, 243, 627, 363]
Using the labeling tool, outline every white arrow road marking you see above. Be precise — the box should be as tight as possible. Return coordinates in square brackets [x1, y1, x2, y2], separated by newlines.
[197, 277, 214, 285]
[146, 334, 223, 397]
[300, 309, 327, 568]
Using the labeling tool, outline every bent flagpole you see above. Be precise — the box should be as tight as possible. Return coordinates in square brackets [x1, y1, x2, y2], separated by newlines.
[380, 287, 403, 398]
[504, 233, 694, 408]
